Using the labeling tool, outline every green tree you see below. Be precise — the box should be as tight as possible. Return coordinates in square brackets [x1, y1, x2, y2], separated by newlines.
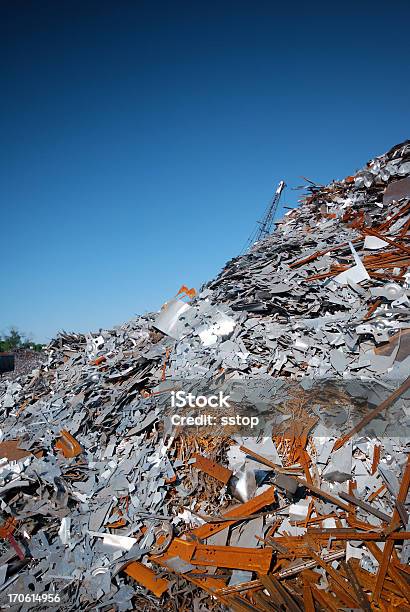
[0, 328, 43, 352]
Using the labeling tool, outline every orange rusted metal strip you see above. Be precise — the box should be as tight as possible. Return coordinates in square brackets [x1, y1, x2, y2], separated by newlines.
[226, 593, 266, 612]
[371, 444, 381, 475]
[373, 454, 410, 603]
[399, 215, 410, 238]
[252, 590, 281, 611]
[296, 438, 313, 486]
[364, 257, 409, 268]
[156, 537, 272, 574]
[295, 512, 340, 527]
[330, 583, 360, 609]
[302, 573, 315, 612]
[90, 355, 106, 366]
[189, 486, 276, 541]
[15, 398, 32, 416]
[192, 452, 233, 485]
[368, 483, 387, 502]
[289, 238, 362, 269]
[163, 563, 232, 604]
[307, 265, 407, 282]
[364, 248, 408, 260]
[348, 480, 357, 520]
[151, 540, 237, 606]
[275, 550, 345, 578]
[304, 270, 341, 281]
[276, 531, 410, 542]
[365, 256, 410, 268]
[348, 215, 366, 231]
[192, 544, 273, 573]
[303, 499, 314, 528]
[174, 570, 233, 607]
[141, 386, 177, 399]
[239, 445, 302, 475]
[105, 518, 127, 528]
[366, 260, 410, 271]
[124, 561, 169, 597]
[55, 429, 82, 458]
[365, 299, 382, 320]
[394, 560, 410, 576]
[289, 249, 329, 269]
[348, 515, 390, 532]
[369, 271, 407, 281]
[214, 580, 262, 596]
[7, 533, 25, 560]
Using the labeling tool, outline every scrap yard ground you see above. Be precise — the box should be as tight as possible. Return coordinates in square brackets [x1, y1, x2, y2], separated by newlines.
[1, 141, 410, 610]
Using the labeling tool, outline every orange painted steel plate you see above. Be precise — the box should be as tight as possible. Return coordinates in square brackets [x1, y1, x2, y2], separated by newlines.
[124, 561, 169, 597]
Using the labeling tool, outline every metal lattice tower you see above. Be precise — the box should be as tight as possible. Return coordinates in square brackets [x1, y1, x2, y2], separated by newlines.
[244, 180, 286, 252]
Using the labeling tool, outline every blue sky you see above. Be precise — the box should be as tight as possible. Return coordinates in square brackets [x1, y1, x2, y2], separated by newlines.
[1, 1, 409, 343]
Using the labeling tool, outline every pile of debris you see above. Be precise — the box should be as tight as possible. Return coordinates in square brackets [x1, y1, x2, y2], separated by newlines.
[0, 141, 410, 611]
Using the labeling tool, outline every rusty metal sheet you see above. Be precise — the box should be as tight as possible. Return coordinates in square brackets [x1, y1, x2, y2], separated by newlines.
[192, 452, 233, 484]
[0, 439, 32, 461]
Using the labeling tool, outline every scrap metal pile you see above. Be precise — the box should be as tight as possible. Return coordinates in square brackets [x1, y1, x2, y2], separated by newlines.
[1, 141, 410, 611]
